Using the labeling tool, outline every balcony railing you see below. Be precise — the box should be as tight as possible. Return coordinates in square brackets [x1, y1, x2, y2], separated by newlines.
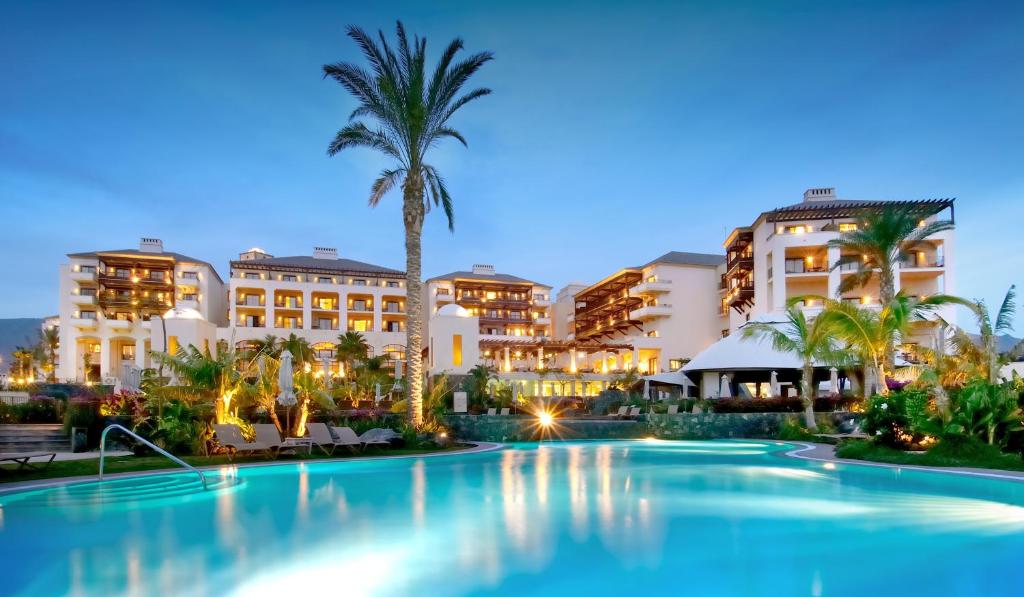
[901, 258, 944, 269]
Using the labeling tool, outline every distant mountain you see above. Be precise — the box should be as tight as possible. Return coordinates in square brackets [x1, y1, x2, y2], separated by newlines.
[0, 318, 43, 373]
[967, 333, 1022, 355]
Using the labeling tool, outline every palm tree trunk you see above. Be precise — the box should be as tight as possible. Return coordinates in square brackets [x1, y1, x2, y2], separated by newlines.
[403, 178, 426, 427]
[880, 268, 896, 375]
[802, 361, 818, 431]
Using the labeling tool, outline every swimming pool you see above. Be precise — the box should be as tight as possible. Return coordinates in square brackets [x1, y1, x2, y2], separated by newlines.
[1, 440, 1022, 596]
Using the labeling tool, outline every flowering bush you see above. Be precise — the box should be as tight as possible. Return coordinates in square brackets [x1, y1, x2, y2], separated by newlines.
[99, 390, 147, 419]
[862, 389, 932, 448]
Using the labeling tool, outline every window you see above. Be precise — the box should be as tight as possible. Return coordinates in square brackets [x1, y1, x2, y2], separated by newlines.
[115, 312, 131, 321]
[350, 319, 372, 332]
[279, 296, 300, 308]
[838, 223, 858, 232]
[317, 276, 333, 284]
[784, 225, 811, 235]
[315, 297, 335, 310]
[79, 265, 96, 274]
[669, 359, 685, 371]
[352, 279, 367, 286]
[316, 318, 334, 330]
[80, 288, 97, 297]
[181, 292, 197, 301]
[351, 299, 370, 311]
[113, 268, 131, 279]
[80, 310, 97, 320]
[386, 281, 400, 288]
[384, 301, 401, 313]
[241, 294, 261, 306]
[181, 271, 199, 280]
[121, 344, 135, 360]
[282, 275, 298, 282]
[280, 316, 300, 329]
[243, 314, 263, 328]
[383, 320, 403, 332]
[149, 271, 165, 282]
[452, 334, 462, 366]
[245, 272, 261, 280]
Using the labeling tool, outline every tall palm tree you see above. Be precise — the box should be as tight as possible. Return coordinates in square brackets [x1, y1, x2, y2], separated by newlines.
[280, 333, 314, 365]
[742, 304, 844, 430]
[151, 345, 255, 423]
[944, 285, 1016, 384]
[323, 22, 493, 426]
[336, 330, 370, 374]
[12, 346, 34, 380]
[828, 206, 953, 369]
[248, 334, 280, 359]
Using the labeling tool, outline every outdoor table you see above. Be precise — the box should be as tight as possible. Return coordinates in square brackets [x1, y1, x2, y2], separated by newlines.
[282, 437, 313, 456]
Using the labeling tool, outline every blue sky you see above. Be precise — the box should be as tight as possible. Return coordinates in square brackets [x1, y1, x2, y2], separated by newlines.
[1, 0, 1021, 330]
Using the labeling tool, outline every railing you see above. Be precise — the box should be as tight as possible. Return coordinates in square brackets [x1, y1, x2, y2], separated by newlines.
[99, 424, 207, 490]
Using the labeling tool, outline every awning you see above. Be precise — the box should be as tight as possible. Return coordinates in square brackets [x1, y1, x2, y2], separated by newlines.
[643, 370, 695, 387]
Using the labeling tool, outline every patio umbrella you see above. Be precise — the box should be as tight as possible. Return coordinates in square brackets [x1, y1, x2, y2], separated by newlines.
[321, 356, 331, 378]
[719, 374, 732, 398]
[769, 371, 780, 398]
[830, 367, 839, 393]
[374, 382, 382, 403]
[276, 351, 297, 407]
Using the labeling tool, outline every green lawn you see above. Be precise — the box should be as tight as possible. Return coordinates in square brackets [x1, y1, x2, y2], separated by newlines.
[0, 445, 466, 485]
[835, 438, 1024, 472]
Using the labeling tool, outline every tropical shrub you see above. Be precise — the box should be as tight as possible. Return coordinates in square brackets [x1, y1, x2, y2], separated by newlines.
[861, 389, 932, 449]
[947, 379, 1022, 446]
[707, 396, 858, 414]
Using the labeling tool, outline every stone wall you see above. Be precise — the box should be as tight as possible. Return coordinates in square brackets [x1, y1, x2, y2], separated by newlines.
[446, 412, 858, 442]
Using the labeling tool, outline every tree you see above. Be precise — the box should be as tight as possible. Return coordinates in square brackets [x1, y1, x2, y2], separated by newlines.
[241, 354, 285, 433]
[336, 331, 370, 374]
[463, 364, 494, 408]
[11, 346, 34, 380]
[323, 21, 493, 426]
[280, 333, 314, 365]
[742, 304, 844, 430]
[39, 326, 60, 382]
[945, 285, 1017, 384]
[151, 345, 255, 424]
[823, 293, 964, 402]
[828, 206, 953, 370]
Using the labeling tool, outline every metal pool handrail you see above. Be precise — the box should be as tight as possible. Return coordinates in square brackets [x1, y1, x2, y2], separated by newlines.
[99, 424, 208, 490]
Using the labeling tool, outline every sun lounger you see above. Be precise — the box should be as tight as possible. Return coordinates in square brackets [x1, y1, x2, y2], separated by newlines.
[667, 404, 679, 415]
[499, 407, 510, 416]
[0, 451, 56, 471]
[253, 424, 286, 456]
[628, 407, 641, 417]
[606, 406, 628, 418]
[214, 424, 276, 460]
[331, 426, 388, 452]
[359, 428, 397, 448]
[306, 422, 349, 455]
[486, 407, 497, 416]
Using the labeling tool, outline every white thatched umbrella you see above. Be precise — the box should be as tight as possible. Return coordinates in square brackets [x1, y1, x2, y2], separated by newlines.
[719, 374, 732, 398]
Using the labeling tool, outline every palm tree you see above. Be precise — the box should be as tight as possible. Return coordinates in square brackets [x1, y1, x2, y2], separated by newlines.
[823, 293, 964, 403]
[829, 206, 953, 369]
[336, 331, 370, 375]
[944, 285, 1016, 384]
[280, 333, 314, 365]
[742, 304, 843, 430]
[323, 22, 493, 426]
[463, 364, 494, 407]
[242, 354, 284, 433]
[151, 345, 255, 423]
[247, 334, 280, 359]
[39, 327, 60, 382]
[12, 346, 34, 380]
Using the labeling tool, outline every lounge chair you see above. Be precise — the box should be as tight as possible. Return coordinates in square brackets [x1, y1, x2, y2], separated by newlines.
[359, 428, 397, 448]
[667, 404, 679, 415]
[499, 407, 510, 416]
[486, 407, 497, 416]
[214, 424, 276, 460]
[332, 426, 389, 452]
[306, 422, 349, 455]
[0, 451, 56, 471]
[253, 424, 286, 456]
[606, 406, 628, 418]
[628, 407, 641, 417]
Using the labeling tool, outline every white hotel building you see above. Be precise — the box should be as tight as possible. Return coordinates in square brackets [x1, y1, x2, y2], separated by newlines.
[55, 188, 956, 395]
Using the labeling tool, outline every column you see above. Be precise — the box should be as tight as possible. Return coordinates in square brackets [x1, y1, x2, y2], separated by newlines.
[303, 291, 313, 330]
[632, 347, 640, 371]
[615, 352, 624, 371]
[537, 346, 544, 370]
[569, 348, 577, 374]
[372, 289, 383, 333]
[601, 350, 609, 373]
[265, 291, 274, 330]
[134, 338, 146, 367]
[503, 346, 511, 372]
[772, 250, 787, 311]
[99, 339, 111, 380]
[826, 245, 842, 298]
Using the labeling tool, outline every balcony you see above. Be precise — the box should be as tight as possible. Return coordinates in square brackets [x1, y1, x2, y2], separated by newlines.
[236, 297, 265, 308]
[784, 259, 828, 276]
[532, 297, 551, 307]
[71, 270, 96, 283]
[533, 316, 551, 325]
[71, 317, 98, 330]
[71, 292, 97, 305]
[900, 258, 944, 270]
[631, 280, 672, 295]
[382, 307, 405, 315]
[630, 304, 672, 320]
[435, 291, 454, 302]
[107, 318, 133, 330]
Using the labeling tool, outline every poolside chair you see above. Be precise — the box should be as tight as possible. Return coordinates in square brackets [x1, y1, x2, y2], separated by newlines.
[306, 422, 348, 455]
[486, 407, 497, 416]
[499, 407, 510, 416]
[214, 424, 275, 460]
[606, 406, 628, 418]
[629, 407, 641, 417]
[252, 424, 285, 457]
[332, 426, 389, 452]
[329, 426, 365, 452]
[359, 428, 398, 448]
[667, 404, 679, 415]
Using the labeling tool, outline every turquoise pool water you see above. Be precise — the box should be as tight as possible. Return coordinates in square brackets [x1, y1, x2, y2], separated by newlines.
[2, 440, 1023, 596]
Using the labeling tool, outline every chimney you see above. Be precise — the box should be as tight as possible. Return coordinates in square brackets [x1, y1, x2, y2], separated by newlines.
[313, 246, 338, 260]
[239, 247, 272, 261]
[139, 237, 163, 253]
[471, 264, 495, 276]
[803, 187, 836, 202]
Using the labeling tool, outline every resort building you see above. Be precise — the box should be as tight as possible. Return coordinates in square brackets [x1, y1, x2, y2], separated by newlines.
[223, 247, 408, 372]
[552, 251, 727, 374]
[688, 187, 956, 397]
[57, 238, 226, 382]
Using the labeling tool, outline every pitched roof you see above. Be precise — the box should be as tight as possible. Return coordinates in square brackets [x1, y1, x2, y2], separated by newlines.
[645, 251, 725, 268]
[230, 255, 404, 277]
[68, 249, 224, 283]
[427, 270, 548, 286]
